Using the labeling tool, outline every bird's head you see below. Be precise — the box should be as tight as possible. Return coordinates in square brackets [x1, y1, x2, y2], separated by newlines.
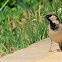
[45, 13, 61, 24]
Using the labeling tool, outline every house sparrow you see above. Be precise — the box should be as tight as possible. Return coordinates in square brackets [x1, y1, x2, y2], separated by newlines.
[45, 13, 62, 52]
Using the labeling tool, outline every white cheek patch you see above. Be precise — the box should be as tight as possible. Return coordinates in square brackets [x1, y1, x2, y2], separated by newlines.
[53, 20, 59, 24]
[49, 15, 59, 24]
[49, 15, 57, 21]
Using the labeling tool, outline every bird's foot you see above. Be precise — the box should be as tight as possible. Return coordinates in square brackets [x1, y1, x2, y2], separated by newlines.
[48, 50, 53, 52]
[57, 49, 61, 52]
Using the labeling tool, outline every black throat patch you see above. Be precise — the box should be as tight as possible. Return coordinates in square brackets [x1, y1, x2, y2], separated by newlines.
[50, 21, 59, 31]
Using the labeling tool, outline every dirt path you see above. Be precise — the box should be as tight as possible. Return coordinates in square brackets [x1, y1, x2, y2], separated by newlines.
[0, 38, 60, 62]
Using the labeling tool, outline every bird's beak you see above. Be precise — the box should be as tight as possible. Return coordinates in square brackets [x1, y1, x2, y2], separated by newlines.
[44, 15, 47, 18]
[42, 15, 47, 18]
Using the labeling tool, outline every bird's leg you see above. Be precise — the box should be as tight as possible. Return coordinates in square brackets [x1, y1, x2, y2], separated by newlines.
[49, 40, 53, 52]
[57, 43, 61, 52]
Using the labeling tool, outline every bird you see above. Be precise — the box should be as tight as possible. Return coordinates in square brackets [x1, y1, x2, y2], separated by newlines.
[45, 13, 62, 52]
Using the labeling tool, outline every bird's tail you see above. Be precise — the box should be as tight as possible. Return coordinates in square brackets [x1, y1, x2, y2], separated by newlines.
[59, 43, 62, 50]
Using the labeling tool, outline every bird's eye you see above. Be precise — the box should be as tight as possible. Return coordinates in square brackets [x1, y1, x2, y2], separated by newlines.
[45, 14, 52, 19]
[48, 15, 52, 17]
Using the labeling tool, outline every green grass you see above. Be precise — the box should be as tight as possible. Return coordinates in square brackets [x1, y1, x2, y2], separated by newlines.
[0, 0, 62, 57]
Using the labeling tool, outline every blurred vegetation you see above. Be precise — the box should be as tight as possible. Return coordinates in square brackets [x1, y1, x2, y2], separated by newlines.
[0, 0, 62, 57]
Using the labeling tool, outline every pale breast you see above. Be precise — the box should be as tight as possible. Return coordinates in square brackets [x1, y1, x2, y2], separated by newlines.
[48, 24, 62, 43]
